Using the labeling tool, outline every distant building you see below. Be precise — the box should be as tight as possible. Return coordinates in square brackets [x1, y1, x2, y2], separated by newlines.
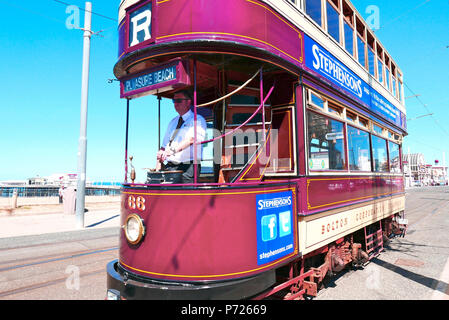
[402, 153, 448, 187]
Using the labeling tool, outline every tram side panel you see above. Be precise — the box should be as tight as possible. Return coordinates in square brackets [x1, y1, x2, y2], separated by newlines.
[119, 185, 301, 283]
[296, 176, 405, 255]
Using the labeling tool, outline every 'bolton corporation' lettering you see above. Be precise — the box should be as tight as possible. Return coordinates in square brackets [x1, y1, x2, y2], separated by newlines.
[311, 44, 363, 98]
[124, 66, 176, 93]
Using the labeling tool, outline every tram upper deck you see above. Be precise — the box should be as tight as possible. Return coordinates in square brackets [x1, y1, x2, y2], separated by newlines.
[116, 0, 406, 135]
[115, 0, 407, 209]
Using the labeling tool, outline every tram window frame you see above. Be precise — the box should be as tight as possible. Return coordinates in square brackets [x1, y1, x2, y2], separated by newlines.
[305, 88, 404, 175]
[308, 90, 327, 110]
[307, 110, 348, 172]
[367, 33, 376, 77]
[372, 124, 383, 136]
[326, 0, 341, 43]
[358, 117, 369, 130]
[346, 110, 357, 123]
[371, 134, 389, 173]
[377, 46, 384, 85]
[342, 1, 355, 57]
[328, 103, 343, 118]
[304, 0, 323, 27]
[355, 17, 366, 69]
[343, 20, 354, 56]
[347, 125, 372, 172]
[385, 55, 391, 91]
[388, 141, 402, 173]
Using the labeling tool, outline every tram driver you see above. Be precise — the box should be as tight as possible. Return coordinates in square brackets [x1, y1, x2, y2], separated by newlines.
[156, 89, 207, 183]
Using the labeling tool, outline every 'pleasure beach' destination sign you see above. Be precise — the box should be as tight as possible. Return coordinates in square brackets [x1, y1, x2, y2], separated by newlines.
[120, 59, 191, 99]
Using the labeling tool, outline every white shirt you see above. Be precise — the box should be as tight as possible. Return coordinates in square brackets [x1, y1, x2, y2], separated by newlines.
[161, 110, 207, 164]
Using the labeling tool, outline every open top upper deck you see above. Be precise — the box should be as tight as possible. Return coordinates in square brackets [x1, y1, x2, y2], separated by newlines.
[116, 0, 406, 134]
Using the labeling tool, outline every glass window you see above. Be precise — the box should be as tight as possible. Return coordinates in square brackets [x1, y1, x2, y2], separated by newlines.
[371, 135, 388, 172]
[344, 21, 354, 55]
[310, 92, 325, 108]
[388, 141, 401, 173]
[398, 80, 403, 102]
[307, 111, 346, 171]
[357, 36, 366, 67]
[368, 48, 375, 77]
[347, 126, 371, 171]
[377, 59, 383, 83]
[327, 3, 340, 42]
[373, 124, 383, 135]
[385, 68, 390, 90]
[392, 77, 397, 98]
[305, 0, 322, 26]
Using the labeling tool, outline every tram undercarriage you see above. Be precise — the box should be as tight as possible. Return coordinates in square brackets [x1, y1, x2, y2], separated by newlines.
[254, 211, 407, 300]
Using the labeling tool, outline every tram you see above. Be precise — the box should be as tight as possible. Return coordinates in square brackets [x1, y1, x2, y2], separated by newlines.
[106, 0, 408, 300]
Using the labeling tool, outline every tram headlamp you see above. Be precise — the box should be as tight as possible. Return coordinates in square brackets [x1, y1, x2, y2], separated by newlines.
[124, 214, 145, 245]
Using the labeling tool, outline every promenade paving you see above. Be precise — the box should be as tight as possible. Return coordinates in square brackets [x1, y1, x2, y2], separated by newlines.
[0, 197, 121, 239]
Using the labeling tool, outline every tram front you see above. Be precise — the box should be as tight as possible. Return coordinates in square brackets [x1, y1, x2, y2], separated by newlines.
[106, 0, 304, 300]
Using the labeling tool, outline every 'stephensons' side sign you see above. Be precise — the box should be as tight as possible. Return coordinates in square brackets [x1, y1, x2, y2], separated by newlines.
[304, 35, 406, 130]
[256, 191, 295, 266]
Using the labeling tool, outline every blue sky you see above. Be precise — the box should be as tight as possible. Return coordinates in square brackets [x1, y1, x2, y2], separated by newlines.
[0, 0, 447, 182]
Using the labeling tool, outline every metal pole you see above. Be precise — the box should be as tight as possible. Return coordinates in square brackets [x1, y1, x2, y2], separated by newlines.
[193, 60, 198, 185]
[125, 99, 130, 182]
[158, 95, 161, 149]
[408, 147, 411, 187]
[75, 2, 92, 229]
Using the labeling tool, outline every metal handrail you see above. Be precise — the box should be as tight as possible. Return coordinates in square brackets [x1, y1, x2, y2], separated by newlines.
[196, 68, 261, 108]
[199, 84, 274, 145]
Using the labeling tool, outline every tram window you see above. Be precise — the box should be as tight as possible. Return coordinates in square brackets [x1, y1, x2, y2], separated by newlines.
[232, 113, 263, 125]
[230, 95, 259, 105]
[347, 126, 371, 171]
[346, 110, 357, 122]
[305, 0, 322, 26]
[388, 141, 401, 173]
[392, 76, 397, 98]
[385, 68, 390, 90]
[368, 48, 375, 77]
[397, 72, 404, 102]
[327, 2, 340, 43]
[357, 36, 366, 68]
[377, 58, 384, 84]
[201, 122, 215, 175]
[371, 135, 389, 172]
[307, 111, 346, 171]
[358, 117, 369, 129]
[344, 21, 354, 56]
[310, 92, 325, 109]
[328, 104, 342, 117]
[372, 124, 383, 135]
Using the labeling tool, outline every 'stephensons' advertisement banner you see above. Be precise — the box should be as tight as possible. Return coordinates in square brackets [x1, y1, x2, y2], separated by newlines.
[304, 34, 406, 131]
[256, 191, 295, 266]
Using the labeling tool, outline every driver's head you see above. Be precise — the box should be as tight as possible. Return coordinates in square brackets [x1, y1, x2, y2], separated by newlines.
[173, 90, 192, 116]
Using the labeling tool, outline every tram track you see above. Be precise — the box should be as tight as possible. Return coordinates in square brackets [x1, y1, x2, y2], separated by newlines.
[0, 246, 118, 272]
[0, 235, 117, 252]
[0, 233, 119, 299]
[0, 268, 104, 298]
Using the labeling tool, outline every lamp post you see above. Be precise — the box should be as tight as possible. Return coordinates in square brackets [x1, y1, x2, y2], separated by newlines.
[75, 2, 92, 229]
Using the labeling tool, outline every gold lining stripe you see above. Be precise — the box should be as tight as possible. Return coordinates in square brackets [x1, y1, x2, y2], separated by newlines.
[123, 187, 294, 197]
[156, 31, 303, 64]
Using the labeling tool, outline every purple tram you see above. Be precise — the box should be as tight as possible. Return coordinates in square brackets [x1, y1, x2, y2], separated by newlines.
[106, 0, 408, 300]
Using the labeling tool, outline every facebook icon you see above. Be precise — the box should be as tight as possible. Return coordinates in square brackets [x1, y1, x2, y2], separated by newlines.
[261, 215, 278, 241]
